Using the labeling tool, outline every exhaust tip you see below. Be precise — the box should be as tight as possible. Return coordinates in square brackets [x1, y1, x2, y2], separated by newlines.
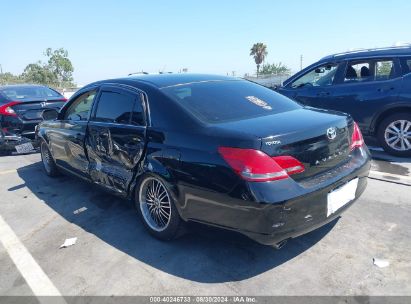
[273, 239, 288, 250]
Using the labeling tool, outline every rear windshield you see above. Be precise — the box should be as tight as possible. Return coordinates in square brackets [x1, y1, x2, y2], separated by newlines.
[161, 80, 300, 123]
[1, 86, 63, 101]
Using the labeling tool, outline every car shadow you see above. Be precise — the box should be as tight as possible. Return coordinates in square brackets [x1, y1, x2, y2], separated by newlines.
[16, 162, 338, 283]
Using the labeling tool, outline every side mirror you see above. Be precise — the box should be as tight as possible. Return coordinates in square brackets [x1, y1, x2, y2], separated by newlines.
[42, 109, 59, 121]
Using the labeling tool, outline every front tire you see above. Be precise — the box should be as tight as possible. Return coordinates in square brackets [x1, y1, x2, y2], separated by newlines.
[136, 174, 182, 241]
[40, 141, 59, 177]
[377, 113, 411, 157]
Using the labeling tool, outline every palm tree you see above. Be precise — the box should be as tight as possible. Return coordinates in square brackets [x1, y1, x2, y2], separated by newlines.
[250, 43, 268, 77]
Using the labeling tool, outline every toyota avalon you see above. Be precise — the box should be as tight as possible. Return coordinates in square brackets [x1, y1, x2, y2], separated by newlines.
[36, 74, 370, 247]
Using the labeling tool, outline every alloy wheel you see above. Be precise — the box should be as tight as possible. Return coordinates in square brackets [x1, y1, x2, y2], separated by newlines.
[41, 143, 52, 173]
[384, 119, 411, 151]
[139, 177, 172, 232]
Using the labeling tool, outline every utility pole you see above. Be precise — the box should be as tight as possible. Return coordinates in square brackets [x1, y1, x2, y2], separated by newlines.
[300, 55, 303, 71]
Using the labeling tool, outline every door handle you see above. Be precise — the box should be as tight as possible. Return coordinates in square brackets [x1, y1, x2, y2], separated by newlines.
[317, 91, 330, 97]
[124, 142, 143, 149]
[377, 87, 394, 92]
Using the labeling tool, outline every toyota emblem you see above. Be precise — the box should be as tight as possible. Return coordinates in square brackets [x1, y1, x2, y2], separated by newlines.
[326, 127, 337, 140]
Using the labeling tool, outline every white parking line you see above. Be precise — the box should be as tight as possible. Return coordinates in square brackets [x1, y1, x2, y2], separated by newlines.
[369, 170, 411, 182]
[0, 169, 17, 175]
[0, 215, 66, 303]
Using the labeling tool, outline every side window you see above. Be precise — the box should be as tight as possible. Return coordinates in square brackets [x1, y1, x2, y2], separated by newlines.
[290, 63, 339, 88]
[399, 57, 411, 75]
[64, 90, 96, 121]
[344, 59, 394, 83]
[130, 96, 145, 126]
[344, 62, 369, 82]
[93, 91, 142, 125]
[375, 60, 394, 81]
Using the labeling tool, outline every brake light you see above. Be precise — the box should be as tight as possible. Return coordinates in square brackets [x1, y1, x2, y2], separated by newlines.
[218, 147, 305, 182]
[350, 122, 364, 150]
[0, 101, 21, 116]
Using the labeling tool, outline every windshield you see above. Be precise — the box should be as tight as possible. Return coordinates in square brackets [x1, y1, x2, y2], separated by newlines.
[0, 86, 63, 101]
[161, 80, 301, 123]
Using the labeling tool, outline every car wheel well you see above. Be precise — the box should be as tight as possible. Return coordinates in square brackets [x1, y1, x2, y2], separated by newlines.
[374, 107, 411, 134]
[129, 164, 180, 207]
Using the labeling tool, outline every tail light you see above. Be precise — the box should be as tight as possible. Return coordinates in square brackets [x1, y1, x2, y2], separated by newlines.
[218, 147, 305, 182]
[350, 122, 364, 150]
[0, 101, 21, 117]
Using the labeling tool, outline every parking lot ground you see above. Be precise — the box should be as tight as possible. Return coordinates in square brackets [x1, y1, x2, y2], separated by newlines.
[0, 152, 410, 296]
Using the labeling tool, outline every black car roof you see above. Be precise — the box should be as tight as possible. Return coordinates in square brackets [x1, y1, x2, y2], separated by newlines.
[111, 73, 240, 89]
[320, 45, 411, 62]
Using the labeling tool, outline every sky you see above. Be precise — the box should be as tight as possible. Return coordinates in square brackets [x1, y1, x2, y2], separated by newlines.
[1, 0, 410, 85]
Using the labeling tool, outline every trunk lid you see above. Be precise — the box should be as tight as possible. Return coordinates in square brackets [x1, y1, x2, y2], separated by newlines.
[214, 108, 353, 180]
[11, 98, 65, 121]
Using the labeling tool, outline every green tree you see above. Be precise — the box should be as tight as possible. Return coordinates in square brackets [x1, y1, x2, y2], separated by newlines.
[0, 72, 23, 85]
[45, 48, 74, 85]
[22, 61, 57, 85]
[250, 43, 268, 77]
[260, 62, 291, 75]
[21, 48, 75, 88]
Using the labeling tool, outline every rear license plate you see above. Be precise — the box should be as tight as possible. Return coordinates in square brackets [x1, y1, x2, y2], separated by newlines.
[15, 142, 35, 154]
[327, 178, 358, 217]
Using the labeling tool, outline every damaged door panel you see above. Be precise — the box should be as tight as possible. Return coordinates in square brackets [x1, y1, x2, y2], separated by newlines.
[86, 86, 146, 195]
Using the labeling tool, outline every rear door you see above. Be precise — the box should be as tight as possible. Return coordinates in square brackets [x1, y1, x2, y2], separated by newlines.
[50, 89, 97, 178]
[328, 58, 401, 133]
[86, 85, 147, 195]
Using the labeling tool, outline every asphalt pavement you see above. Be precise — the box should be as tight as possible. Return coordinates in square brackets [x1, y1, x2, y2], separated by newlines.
[0, 149, 410, 298]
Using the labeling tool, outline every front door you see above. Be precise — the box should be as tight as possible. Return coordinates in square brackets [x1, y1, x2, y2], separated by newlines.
[50, 89, 97, 178]
[279, 62, 342, 108]
[86, 85, 147, 195]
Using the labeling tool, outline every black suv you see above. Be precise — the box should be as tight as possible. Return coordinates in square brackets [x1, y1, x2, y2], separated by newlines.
[276, 46, 411, 157]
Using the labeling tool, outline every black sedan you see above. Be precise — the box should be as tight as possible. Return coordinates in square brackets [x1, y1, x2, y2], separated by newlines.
[0, 84, 66, 153]
[36, 74, 370, 247]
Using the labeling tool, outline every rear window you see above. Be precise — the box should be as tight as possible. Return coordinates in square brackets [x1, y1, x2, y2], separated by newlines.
[0, 86, 63, 101]
[161, 80, 300, 123]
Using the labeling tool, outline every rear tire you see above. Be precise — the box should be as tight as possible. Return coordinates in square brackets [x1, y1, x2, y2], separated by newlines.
[377, 113, 411, 157]
[135, 174, 183, 241]
[40, 141, 60, 177]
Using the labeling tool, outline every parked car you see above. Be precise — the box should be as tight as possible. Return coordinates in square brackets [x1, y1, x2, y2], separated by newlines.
[0, 84, 66, 154]
[37, 74, 370, 247]
[276, 46, 411, 157]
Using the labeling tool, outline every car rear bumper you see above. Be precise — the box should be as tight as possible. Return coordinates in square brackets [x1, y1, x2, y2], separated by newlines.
[1, 115, 40, 139]
[0, 115, 40, 153]
[240, 173, 368, 245]
[179, 147, 371, 246]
